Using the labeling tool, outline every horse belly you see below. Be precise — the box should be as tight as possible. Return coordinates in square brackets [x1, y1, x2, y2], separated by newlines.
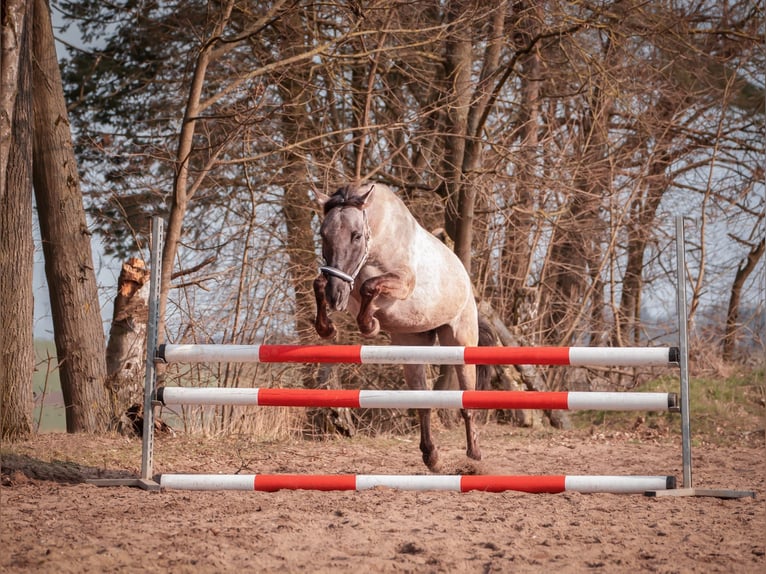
[375, 301, 446, 333]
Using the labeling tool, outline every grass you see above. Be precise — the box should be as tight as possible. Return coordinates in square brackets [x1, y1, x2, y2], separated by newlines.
[573, 368, 766, 444]
[30, 335, 765, 445]
[33, 340, 65, 432]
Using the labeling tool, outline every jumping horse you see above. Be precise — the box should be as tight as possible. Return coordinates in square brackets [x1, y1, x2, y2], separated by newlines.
[313, 181, 488, 471]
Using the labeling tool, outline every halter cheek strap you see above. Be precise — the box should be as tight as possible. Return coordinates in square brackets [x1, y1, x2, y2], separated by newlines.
[319, 211, 371, 290]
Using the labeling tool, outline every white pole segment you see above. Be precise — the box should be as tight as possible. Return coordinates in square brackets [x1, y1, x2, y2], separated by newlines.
[164, 344, 263, 363]
[359, 346, 465, 364]
[356, 475, 462, 491]
[565, 475, 671, 494]
[566, 392, 671, 411]
[568, 347, 672, 366]
[358, 390, 465, 409]
[160, 387, 261, 405]
[161, 474, 254, 490]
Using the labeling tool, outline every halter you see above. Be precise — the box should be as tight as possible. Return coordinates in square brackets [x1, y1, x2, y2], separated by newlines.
[319, 209, 371, 290]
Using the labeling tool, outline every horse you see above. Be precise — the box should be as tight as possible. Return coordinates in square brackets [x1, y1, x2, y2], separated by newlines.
[313, 181, 489, 472]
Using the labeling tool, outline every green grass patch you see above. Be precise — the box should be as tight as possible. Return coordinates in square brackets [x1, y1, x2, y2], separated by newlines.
[574, 368, 765, 444]
[33, 340, 66, 432]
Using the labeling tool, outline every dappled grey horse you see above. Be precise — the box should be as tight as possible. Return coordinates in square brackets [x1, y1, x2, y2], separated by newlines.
[313, 182, 487, 471]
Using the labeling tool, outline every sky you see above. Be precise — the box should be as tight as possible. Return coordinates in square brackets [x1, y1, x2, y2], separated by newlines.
[34, 5, 763, 344]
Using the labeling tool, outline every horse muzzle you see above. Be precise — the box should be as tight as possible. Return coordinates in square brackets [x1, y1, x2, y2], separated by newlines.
[325, 277, 351, 312]
[319, 266, 354, 311]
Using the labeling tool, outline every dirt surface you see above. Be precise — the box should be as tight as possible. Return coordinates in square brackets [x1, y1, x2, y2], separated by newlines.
[2, 424, 764, 573]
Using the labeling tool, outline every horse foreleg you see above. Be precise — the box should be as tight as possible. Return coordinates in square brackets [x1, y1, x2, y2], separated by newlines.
[313, 275, 337, 339]
[357, 270, 415, 337]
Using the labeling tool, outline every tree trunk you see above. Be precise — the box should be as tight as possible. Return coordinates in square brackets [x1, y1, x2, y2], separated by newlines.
[615, 107, 673, 346]
[500, 1, 541, 328]
[723, 237, 764, 361]
[105, 258, 150, 431]
[276, 9, 355, 436]
[432, 0, 480, 407]
[0, 0, 34, 442]
[158, 0, 236, 341]
[542, 82, 612, 346]
[440, 0, 475, 272]
[32, 0, 108, 432]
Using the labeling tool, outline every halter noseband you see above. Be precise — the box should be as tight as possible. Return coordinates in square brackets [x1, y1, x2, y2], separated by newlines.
[319, 209, 371, 290]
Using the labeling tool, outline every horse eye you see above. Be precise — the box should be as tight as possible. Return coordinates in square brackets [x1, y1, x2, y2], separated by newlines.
[351, 231, 362, 242]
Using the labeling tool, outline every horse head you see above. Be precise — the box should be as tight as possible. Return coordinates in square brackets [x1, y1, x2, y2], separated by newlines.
[316, 184, 375, 312]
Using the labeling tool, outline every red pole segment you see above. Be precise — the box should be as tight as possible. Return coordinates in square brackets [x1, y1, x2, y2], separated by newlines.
[254, 474, 357, 491]
[257, 388, 362, 408]
[460, 475, 566, 493]
[461, 391, 570, 410]
[463, 346, 571, 365]
[258, 345, 363, 363]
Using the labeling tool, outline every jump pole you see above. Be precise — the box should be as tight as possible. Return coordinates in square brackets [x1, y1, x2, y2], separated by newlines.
[157, 387, 678, 411]
[159, 474, 676, 494]
[158, 343, 678, 367]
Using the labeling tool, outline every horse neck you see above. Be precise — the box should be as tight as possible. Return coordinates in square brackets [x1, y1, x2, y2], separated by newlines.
[367, 189, 418, 245]
[364, 190, 421, 268]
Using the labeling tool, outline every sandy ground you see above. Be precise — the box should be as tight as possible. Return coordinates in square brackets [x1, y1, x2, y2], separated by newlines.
[2, 423, 764, 573]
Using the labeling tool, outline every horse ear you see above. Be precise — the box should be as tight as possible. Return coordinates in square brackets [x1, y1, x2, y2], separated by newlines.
[358, 184, 375, 207]
[313, 189, 332, 207]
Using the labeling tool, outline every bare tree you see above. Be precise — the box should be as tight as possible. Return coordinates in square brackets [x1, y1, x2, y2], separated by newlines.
[0, 0, 34, 441]
[723, 233, 764, 361]
[53, 0, 764, 436]
[32, 0, 109, 432]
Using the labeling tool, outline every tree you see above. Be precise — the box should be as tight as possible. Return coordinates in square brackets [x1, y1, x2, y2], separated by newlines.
[723, 234, 764, 361]
[104, 257, 150, 430]
[32, 0, 108, 432]
[54, 1, 764, 437]
[1, 0, 35, 441]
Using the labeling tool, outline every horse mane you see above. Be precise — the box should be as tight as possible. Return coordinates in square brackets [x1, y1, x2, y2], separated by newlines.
[322, 183, 375, 214]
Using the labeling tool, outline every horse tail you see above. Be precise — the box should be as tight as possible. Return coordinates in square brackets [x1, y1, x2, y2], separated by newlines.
[476, 315, 496, 391]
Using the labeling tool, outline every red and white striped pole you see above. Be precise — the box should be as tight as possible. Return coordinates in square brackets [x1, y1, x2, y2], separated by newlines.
[159, 344, 678, 367]
[157, 387, 678, 411]
[159, 473, 676, 494]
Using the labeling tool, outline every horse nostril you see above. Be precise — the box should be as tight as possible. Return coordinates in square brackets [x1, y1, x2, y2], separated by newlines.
[326, 282, 349, 312]
[332, 292, 348, 312]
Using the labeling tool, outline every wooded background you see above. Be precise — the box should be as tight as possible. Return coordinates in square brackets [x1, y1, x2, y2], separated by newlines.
[2, 0, 763, 438]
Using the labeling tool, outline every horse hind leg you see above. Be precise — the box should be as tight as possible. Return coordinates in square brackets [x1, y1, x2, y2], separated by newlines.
[403, 363, 441, 472]
[393, 331, 440, 471]
[455, 364, 482, 462]
[437, 323, 482, 463]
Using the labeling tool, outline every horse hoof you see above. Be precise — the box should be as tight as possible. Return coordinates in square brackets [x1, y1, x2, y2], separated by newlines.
[359, 318, 380, 338]
[423, 451, 441, 472]
[467, 447, 482, 461]
[317, 323, 337, 339]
